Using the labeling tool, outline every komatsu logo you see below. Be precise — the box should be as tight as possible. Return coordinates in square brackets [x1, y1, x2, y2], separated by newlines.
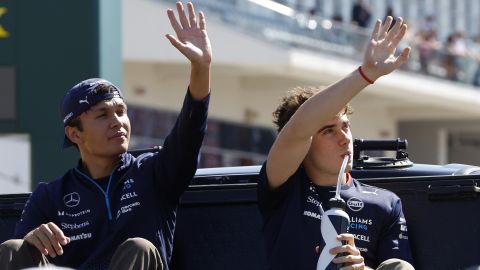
[70, 232, 92, 241]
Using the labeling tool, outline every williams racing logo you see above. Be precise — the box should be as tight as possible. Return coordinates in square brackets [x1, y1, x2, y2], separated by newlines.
[347, 197, 364, 211]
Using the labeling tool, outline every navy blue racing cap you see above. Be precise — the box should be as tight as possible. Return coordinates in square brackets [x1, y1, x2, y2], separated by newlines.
[61, 78, 124, 148]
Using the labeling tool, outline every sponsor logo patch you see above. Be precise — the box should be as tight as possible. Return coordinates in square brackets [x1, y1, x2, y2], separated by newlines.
[116, 201, 141, 220]
[70, 232, 92, 241]
[58, 209, 90, 218]
[61, 221, 90, 230]
[347, 197, 364, 211]
[63, 192, 80, 208]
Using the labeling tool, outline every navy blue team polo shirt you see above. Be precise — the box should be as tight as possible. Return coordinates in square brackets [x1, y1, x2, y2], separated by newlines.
[257, 164, 413, 270]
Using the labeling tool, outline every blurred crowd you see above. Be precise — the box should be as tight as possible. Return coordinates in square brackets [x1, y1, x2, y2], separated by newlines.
[414, 16, 480, 86]
[275, 0, 480, 87]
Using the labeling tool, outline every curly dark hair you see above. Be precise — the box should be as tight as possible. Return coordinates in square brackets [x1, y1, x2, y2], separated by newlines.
[272, 86, 353, 132]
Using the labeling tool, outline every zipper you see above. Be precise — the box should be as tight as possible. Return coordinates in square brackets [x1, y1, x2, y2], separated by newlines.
[74, 166, 120, 221]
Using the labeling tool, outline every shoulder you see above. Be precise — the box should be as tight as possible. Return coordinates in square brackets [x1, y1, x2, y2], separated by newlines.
[121, 151, 160, 169]
[31, 175, 65, 199]
[346, 179, 402, 211]
[352, 179, 400, 199]
[259, 163, 304, 190]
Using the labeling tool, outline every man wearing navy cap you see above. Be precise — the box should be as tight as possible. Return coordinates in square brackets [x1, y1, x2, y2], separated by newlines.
[0, 2, 211, 270]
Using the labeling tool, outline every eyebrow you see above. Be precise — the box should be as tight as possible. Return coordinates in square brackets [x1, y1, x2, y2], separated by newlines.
[319, 124, 336, 133]
[318, 119, 350, 133]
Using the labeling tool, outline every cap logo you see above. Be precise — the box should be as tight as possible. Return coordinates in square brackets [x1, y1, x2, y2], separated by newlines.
[78, 96, 89, 105]
[63, 112, 73, 124]
[88, 79, 109, 88]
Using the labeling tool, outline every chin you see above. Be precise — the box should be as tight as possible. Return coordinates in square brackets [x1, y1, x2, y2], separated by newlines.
[119, 144, 129, 154]
[110, 144, 128, 156]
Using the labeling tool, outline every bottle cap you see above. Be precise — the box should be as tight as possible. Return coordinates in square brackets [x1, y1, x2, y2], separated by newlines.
[329, 197, 346, 210]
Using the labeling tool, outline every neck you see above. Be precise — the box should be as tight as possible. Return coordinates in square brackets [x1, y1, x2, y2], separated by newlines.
[79, 154, 120, 179]
[304, 166, 347, 187]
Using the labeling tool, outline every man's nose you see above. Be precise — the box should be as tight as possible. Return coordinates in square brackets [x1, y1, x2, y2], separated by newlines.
[110, 114, 122, 128]
[338, 130, 351, 145]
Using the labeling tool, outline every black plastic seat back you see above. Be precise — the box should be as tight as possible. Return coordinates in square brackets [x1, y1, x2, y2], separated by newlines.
[0, 193, 30, 243]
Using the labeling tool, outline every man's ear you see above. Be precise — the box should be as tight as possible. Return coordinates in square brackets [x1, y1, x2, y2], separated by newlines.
[65, 126, 82, 145]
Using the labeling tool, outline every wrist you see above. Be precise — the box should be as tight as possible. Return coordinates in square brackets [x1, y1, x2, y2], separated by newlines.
[358, 65, 380, 84]
[191, 58, 211, 68]
[357, 66, 376, 84]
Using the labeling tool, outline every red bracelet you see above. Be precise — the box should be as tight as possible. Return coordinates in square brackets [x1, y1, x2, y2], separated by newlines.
[358, 66, 374, 84]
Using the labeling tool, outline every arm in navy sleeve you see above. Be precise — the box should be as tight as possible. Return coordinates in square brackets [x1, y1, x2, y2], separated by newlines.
[376, 198, 413, 265]
[150, 2, 211, 202]
[153, 89, 209, 201]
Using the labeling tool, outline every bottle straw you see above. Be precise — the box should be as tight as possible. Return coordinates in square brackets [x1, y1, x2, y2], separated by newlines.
[335, 155, 349, 199]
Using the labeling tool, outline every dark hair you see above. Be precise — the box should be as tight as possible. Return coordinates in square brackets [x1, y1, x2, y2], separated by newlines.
[272, 86, 353, 132]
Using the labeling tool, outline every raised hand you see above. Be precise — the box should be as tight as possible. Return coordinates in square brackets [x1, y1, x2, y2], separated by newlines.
[166, 2, 212, 66]
[362, 16, 411, 81]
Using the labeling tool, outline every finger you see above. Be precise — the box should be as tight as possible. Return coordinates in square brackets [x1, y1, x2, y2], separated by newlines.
[315, 245, 320, 254]
[363, 39, 376, 65]
[199, 11, 206, 30]
[49, 235, 64, 256]
[187, 2, 198, 28]
[330, 245, 360, 257]
[337, 233, 356, 246]
[333, 254, 364, 264]
[379, 16, 393, 40]
[167, 8, 182, 34]
[340, 265, 365, 270]
[36, 226, 58, 258]
[39, 224, 64, 256]
[166, 34, 185, 48]
[393, 47, 411, 68]
[25, 233, 48, 256]
[370, 19, 381, 40]
[389, 24, 408, 48]
[176, 1, 190, 29]
[342, 244, 360, 255]
[385, 17, 403, 43]
[48, 222, 69, 246]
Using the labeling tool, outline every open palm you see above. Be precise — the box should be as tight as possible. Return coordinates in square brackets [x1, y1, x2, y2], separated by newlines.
[166, 2, 212, 65]
[363, 17, 411, 79]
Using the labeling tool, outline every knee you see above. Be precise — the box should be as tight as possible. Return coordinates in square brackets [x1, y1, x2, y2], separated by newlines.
[377, 258, 415, 270]
[120, 238, 156, 253]
[0, 239, 24, 252]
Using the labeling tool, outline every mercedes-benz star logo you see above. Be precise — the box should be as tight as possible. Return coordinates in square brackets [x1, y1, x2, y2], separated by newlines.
[63, 192, 81, 207]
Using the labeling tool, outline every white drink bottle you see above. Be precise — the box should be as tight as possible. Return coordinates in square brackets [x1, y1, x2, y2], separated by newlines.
[317, 155, 350, 270]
